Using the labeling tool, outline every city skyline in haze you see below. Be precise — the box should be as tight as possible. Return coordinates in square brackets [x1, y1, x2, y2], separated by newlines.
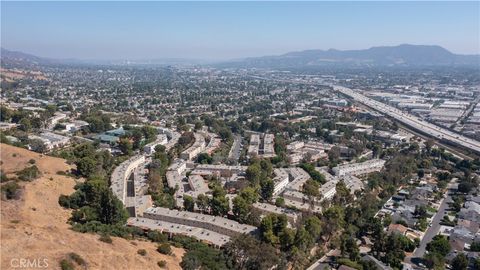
[1, 1, 479, 61]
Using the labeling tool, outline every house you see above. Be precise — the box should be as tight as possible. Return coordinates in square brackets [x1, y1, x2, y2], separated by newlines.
[388, 223, 408, 235]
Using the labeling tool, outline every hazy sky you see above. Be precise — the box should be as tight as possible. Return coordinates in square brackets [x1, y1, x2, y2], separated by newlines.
[1, 1, 479, 60]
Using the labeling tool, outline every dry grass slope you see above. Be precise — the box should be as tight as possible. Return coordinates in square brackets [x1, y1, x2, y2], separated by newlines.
[0, 144, 183, 270]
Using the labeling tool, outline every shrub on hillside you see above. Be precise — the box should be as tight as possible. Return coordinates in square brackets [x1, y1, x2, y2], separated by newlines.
[99, 234, 113, 244]
[1, 181, 20, 200]
[59, 259, 74, 270]
[157, 243, 172, 255]
[68, 252, 85, 266]
[16, 165, 41, 181]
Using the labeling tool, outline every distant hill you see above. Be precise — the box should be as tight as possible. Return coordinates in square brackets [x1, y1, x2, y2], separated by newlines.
[220, 44, 480, 69]
[1, 48, 49, 68]
[1, 48, 88, 68]
[1, 48, 211, 68]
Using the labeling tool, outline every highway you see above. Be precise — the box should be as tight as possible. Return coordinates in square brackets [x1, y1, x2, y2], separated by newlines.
[333, 85, 480, 155]
[243, 74, 480, 155]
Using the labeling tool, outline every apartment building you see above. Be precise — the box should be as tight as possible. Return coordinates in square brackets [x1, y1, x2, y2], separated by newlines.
[273, 168, 290, 196]
[252, 202, 298, 224]
[111, 155, 146, 204]
[143, 207, 257, 238]
[332, 159, 385, 177]
[143, 134, 168, 154]
[180, 132, 206, 160]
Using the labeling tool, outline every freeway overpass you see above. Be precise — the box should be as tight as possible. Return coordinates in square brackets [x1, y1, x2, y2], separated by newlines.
[333, 85, 480, 155]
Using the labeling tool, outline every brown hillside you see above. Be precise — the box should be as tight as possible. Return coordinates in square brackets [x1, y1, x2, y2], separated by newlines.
[0, 144, 184, 269]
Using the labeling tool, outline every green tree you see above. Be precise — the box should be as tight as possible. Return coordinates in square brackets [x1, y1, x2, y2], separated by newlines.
[197, 153, 213, 164]
[303, 179, 320, 198]
[451, 253, 468, 270]
[210, 187, 229, 216]
[246, 163, 261, 186]
[304, 216, 322, 241]
[238, 186, 259, 204]
[98, 188, 129, 225]
[341, 235, 360, 261]
[183, 195, 195, 212]
[294, 227, 314, 251]
[0, 106, 12, 122]
[118, 138, 133, 155]
[423, 252, 445, 270]
[275, 197, 285, 207]
[260, 214, 288, 245]
[333, 181, 352, 205]
[260, 178, 274, 201]
[18, 118, 32, 132]
[223, 234, 281, 270]
[470, 241, 480, 251]
[279, 227, 295, 251]
[426, 235, 451, 257]
[29, 139, 47, 153]
[196, 194, 210, 214]
[76, 157, 97, 178]
[142, 125, 158, 143]
[232, 196, 252, 223]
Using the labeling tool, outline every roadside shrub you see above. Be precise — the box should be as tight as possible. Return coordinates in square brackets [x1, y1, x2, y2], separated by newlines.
[59, 259, 74, 270]
[28, 159, 36, 164]
[147, 230, 168, 243]
[157, 243, 172, 255]
[137, 249, 147, 256]
[71, 222, 134, 239]
[157, 260, 167, 268]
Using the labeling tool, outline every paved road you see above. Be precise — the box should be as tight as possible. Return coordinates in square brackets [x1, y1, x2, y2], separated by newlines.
[228, 134, 242, 162]
[455, 96, 480, 126]
[408, 186, 453, 263]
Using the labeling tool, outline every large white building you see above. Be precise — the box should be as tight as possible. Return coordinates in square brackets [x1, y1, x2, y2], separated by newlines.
[247, 134, 260, 157]
[168, 159, 187, 175]
[180, 133, 206, 160]
[111, 155, 146, 204]
[28, 131, 70, 151]
[143, 207, 257, 238]
[184, 174, 210, 199]
[191, 164, 248, 178]
[262, 133, 275, 157]
[332, 159, 385, 177]
[273, 168, 290, 196]
[252, 202, 298, 224]
[143, 134, 168, 154]
[319, 180, 338, 201]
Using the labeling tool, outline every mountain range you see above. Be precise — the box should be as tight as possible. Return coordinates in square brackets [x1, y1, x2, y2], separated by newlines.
[2, 44, 479, 69]
[221, 44, 480, 69]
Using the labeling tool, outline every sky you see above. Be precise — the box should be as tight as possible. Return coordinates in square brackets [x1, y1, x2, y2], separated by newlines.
[1, 1, 479, 60]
